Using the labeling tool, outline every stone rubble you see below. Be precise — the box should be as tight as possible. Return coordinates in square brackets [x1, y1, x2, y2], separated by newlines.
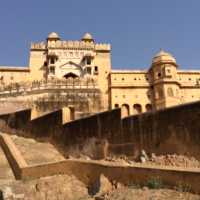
[101, 151, 200, 169]
[147, 153, 200, 168]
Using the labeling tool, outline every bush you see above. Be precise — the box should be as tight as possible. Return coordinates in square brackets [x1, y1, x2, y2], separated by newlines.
[147, 177, 162, 189]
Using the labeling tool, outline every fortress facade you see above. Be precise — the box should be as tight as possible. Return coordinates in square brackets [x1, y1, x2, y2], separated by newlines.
[0, 32, 200, 117]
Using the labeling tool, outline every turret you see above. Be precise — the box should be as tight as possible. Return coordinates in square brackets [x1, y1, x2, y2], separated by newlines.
[149, 50, 180, 110]
[47, 32, 60, 46]
[81, 33, 94, 43]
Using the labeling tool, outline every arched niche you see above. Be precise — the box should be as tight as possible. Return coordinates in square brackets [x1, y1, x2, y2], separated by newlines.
[145, 104, 152, 112]
[121, 104, 130, 118]
[133, 104, 142, 114]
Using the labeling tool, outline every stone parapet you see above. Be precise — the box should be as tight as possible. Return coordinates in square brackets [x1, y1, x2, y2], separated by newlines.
[95, 43, 111, 51]
[30, 42, 46, 50]
[31, 40, 111, 51]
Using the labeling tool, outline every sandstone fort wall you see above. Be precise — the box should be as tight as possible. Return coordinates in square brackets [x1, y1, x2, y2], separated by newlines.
[26, 109, 63, 138]
[61, 108, 122, 145]
[1, 102, 200, 160]
[122, 101, 200, 159]
[0, 109, 31, 130]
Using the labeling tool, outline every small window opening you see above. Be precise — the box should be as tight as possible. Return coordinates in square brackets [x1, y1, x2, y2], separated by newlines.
[86, 57, 91, 65]
[50, 66, 55, 74]
[86, 67, 91, 74]
[94, 66, 98, 72]
[50, 58, 55, 64]
[94, 66, 98, 74]
[114, 104, 119, 108]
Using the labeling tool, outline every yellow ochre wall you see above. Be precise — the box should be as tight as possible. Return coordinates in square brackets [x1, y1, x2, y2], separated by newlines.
[0, 34, 200, 115]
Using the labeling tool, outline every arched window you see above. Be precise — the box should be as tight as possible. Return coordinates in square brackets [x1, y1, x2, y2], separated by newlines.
[86, 57, 91, 65]
[145, 104, 152, 112]
[167, 87, 174, 97]
[64, 72, 78, 79]
[133, 104, 142, 114]
[121, 104, 130, 118]
[157, 72, 161, 78]
[50, 58, 55, 64]
[94, 66, 98, 74]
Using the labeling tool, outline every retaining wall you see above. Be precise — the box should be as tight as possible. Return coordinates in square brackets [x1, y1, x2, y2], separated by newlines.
[13, 159, 200, 194]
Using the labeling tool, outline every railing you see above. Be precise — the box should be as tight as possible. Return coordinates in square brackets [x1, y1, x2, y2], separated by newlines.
[0, 78, 99, 97]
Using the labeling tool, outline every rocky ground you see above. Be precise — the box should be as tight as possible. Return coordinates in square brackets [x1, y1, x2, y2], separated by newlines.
[1, 133, 200, 199]
[0, 175, 89, 200]
[101, 152, 200, 169]
[145, 154, 200, 168]
[103, 188, 200, 200]
[10, 135, 65, 165]
[0, 174, 199, 200]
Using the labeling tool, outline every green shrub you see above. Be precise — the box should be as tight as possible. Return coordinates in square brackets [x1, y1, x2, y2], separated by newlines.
[147, 177, 162, 189]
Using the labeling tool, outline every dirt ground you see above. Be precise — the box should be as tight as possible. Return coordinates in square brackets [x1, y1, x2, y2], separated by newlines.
[10, 135, 65, 165]
[0, 146, 15, 181]
[1, 134, 200, 199]
[0, 174, 199, 200]
[104, 187, 200, 200]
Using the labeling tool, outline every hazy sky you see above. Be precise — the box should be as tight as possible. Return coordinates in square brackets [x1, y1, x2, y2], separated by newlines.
[0, 0, 200, 70]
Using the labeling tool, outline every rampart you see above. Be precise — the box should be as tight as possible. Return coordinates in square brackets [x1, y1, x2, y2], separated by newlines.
[0, 109, 31, 130]
[122, 101, 200, 159]
[1, 102, 200, 159]
[26, 109, 63, 138]
[61, 108, 122, 145]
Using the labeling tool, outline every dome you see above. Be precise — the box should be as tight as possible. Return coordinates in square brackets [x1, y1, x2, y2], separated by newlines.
[152, 49, 176, 64]
[81, 32, 94, 42]
[47, 32, 60, 40]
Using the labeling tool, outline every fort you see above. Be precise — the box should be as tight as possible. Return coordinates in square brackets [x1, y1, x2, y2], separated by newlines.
[0, 33, 200, 199]
[1, 32, 200, 118]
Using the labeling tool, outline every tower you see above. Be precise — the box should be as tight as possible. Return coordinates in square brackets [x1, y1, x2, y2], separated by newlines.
[149, 50, 180, 110]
